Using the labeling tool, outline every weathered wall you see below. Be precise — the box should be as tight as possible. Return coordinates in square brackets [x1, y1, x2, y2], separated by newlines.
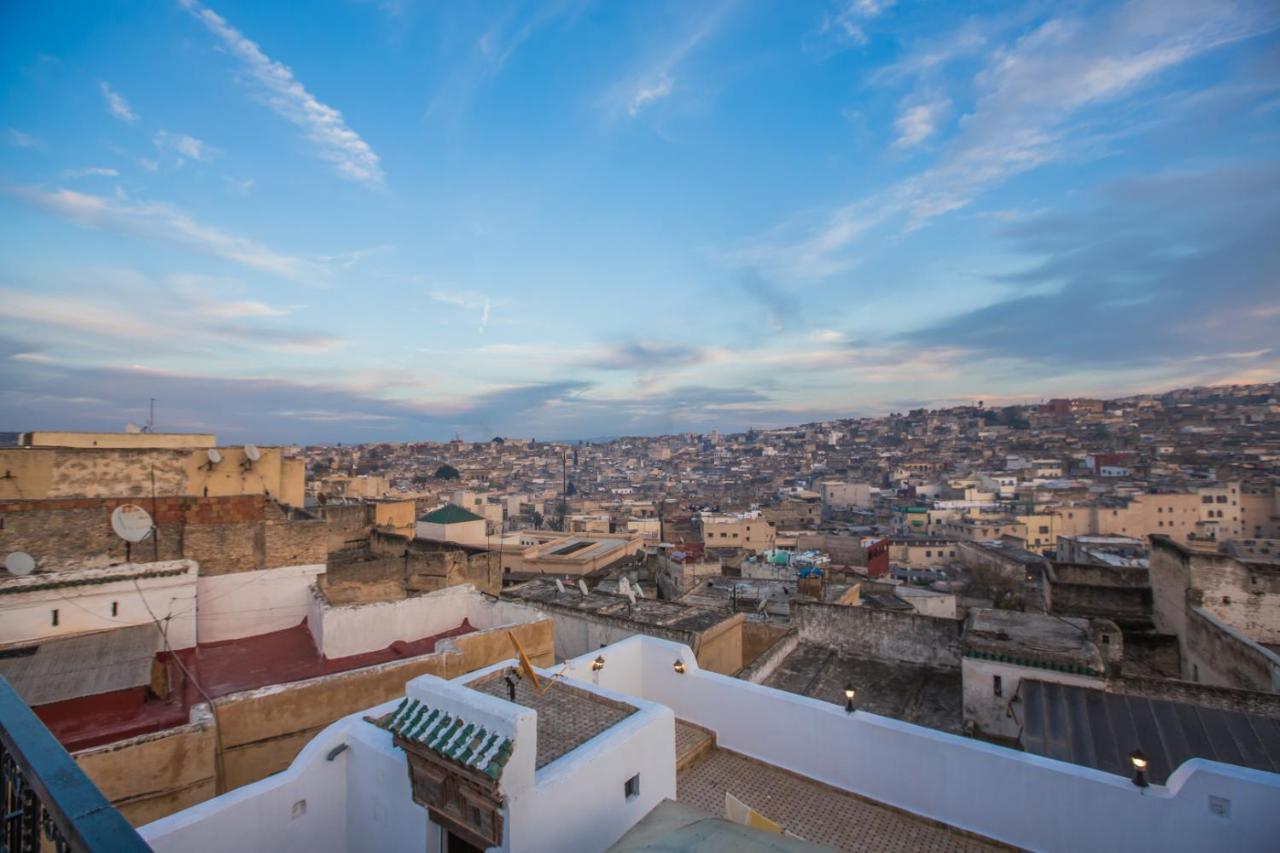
[1183, 607, 1280, 692]
[315, 503, 375, 553]
[1045, 562, 1152, 627]
[741, 620, 789, 668]
[0, 445, 298, 503]
[0, 494, 324, 575]
[690, 613, 744, 674]
[74, 706, 217, 827]
[738, 627, 799, 682]
[792, 600, 962, 668]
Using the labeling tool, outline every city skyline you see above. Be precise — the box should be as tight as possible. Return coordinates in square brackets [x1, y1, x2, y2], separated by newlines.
[2, 0, 1279, 442]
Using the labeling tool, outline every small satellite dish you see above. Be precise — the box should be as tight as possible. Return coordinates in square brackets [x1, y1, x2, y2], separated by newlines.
[243, 444, 262, 463]
[578, 579, 590, 596]
[634, 582, 644, 598]
[554, 578, 566, 595]
[618, 576, 632, 598]
[756, 597, 769, 613]
[5, 552, 35, 576]
[207, 448, 223, 465]
[111, 504, 154, 543]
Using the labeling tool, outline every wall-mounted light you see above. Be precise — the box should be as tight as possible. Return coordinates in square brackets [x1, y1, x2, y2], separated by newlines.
[844, 684, 857, 714]
[673, 659, 686, 674]
[1129, 749, 1148, 788]
[592, 655, 605, 672]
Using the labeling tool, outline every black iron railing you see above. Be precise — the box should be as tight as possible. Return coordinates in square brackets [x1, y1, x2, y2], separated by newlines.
[1, 677, 150, 852]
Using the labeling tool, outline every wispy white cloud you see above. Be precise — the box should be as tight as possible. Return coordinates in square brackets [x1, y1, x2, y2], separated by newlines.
[224, 176, 255, 195]
[155, 130, 217, 163]
[892, 96, 949, 148]
[11, 186, 321, 281]
[731, 0, 1280, 281]
[822, 0, 898, 46]
[479, 299, 490, 334]
[61, 167, 120, 179]
[7, 129, 42, 149]
[179, 0, 385, 187]
[99, 82, 137, 122]
[606, 0, 737, 119]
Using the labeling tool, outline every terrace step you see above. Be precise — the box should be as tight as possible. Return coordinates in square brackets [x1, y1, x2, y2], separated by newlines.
[674, 719, 716, 773]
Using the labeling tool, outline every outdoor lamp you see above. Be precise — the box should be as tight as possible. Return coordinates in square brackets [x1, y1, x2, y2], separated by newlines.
[844, 684, 857, 713]
[673, 659, 687, 674]
[592, 655, 605, 672]
[1129, 749, 1149, 787]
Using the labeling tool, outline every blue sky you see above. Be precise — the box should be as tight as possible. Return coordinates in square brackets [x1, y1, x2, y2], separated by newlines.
[2, 0, 1278, 443]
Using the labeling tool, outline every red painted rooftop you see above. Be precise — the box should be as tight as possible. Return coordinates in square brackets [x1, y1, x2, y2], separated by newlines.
[38, 618, 475, 751]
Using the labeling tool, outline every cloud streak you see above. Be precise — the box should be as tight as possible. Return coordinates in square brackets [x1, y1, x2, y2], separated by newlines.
[733, 0, 1280, 281]
[180, 0, 385, 187]
[11, 186, 322, 281]
[100, 82, 137, 122]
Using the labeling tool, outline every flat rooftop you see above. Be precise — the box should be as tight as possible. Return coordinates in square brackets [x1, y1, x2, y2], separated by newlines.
[760, 642, 962, 733]
[36, 619, 475, 751]
[466, 668, 637, 769]
[678, 748, 1003, 852]
[963, 609, 1102, 672]
[505, 578, 731, 633]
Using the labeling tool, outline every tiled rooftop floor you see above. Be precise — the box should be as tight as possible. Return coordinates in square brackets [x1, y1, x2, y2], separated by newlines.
[469, 671, 636, 769]
[677, 748, 1006, 852]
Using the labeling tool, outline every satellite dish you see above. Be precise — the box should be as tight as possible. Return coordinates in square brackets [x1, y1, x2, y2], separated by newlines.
[5, 552, 35, 576]
[626, 589, 637, 606]
[618, 576, 632, 598]
[578, 579, 590, 596]
[634, 582, 644, 598]
[111, 504, 154, 543]
[243, 444, 262, 463]
[554, 578, 566, 595]
[207, 448, 223, 465]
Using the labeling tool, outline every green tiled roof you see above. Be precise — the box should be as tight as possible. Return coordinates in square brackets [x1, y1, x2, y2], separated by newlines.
[379, 698, 515, 782]
[418, 504, 485, 525]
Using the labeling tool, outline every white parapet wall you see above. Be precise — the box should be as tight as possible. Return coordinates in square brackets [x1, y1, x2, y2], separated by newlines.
[309, 583, 545, 660]
[197, 563, 325, 644]
[0, 559, 198, 649]
[562, 636, 1280, 853]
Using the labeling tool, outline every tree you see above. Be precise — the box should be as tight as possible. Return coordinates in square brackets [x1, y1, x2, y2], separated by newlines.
[434, 464, 460, 480]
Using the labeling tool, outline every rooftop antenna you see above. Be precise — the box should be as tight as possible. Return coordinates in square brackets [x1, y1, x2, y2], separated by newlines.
[111, 504, 155, 562]
[4, 551, 36, 576]
[147, 397, 156, 433]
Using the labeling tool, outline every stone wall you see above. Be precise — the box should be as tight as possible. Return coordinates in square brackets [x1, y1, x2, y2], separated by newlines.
[1044, 561, 1152, 628]
[75, 705, 217, 827]
[0, 494, 327, 576]
[792, 599, 962, 669]
[1184, 607, 1280, 692]
[1108, 674, 1280, 717]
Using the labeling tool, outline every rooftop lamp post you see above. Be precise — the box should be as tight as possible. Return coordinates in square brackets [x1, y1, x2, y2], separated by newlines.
[844, 684, 856, 714]
[1130, 749, 1149, 788]
[592, 655, 605, 672]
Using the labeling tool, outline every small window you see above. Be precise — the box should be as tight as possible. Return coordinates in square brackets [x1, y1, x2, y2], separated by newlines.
[111, 601, 119, 617]
[993, 675, 1003, 697]
[625, 774, 640, 800]
[51, 609, 59, 627]
[1101, 634, 1110, 645]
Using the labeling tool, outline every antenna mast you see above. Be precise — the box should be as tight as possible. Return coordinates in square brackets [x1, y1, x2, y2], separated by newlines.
[147, 398, 156, 433]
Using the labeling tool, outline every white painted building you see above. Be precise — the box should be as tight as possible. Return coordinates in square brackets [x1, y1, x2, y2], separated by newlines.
[141, 635, 1280, 853]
